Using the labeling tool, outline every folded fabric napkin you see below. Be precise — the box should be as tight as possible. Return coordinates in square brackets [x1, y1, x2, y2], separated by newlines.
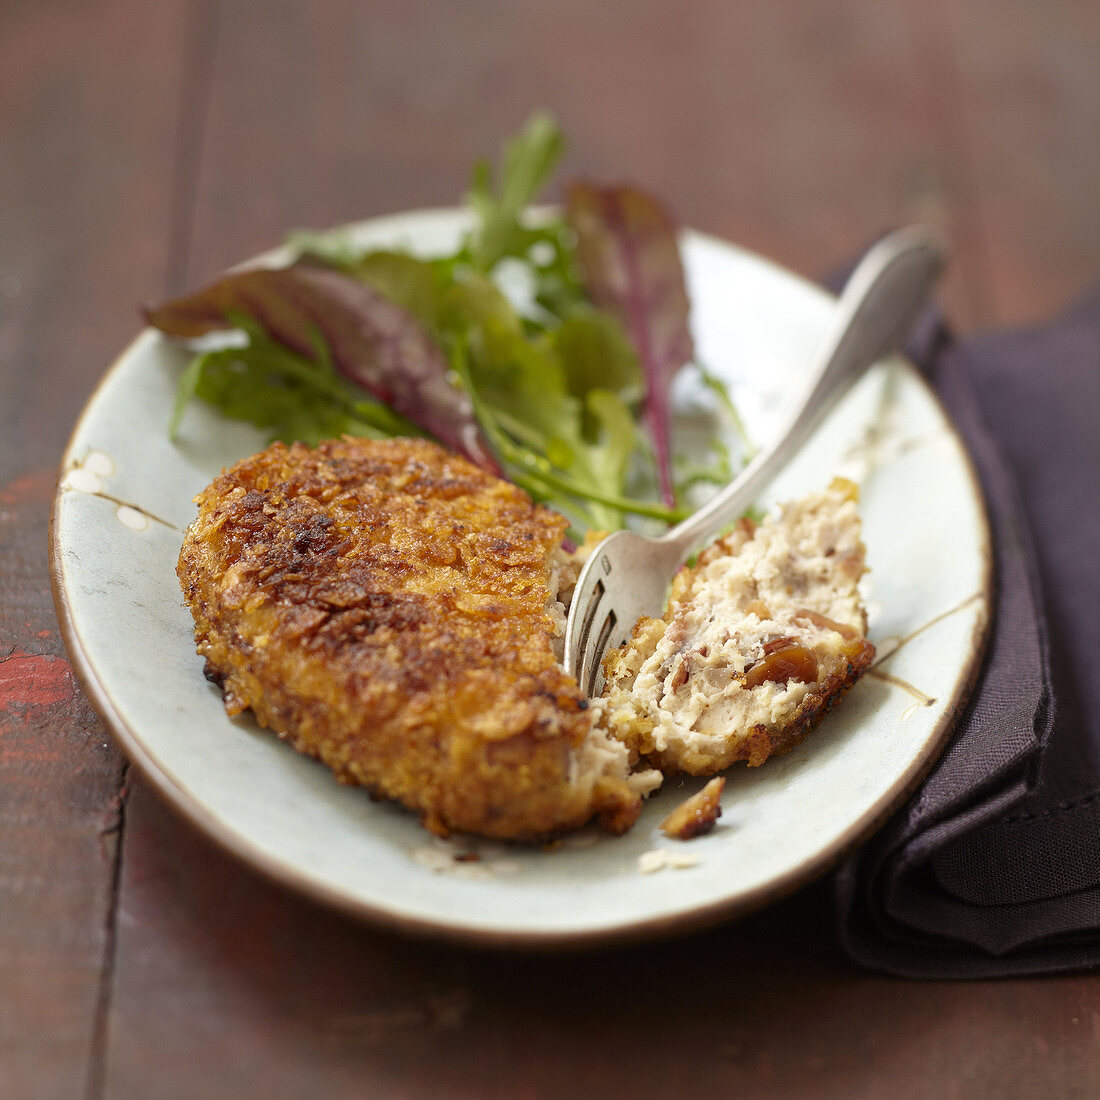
[832, 276, 1100, 978]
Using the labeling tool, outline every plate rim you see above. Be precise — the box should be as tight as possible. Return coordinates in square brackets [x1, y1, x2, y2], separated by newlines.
[49, 211, 994, 949]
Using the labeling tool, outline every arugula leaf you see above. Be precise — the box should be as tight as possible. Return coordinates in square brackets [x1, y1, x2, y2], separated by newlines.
[574, 388, 639, 530]
[548, 303, 643, 408]
[453, 288, 660, 530]
[466, 112, 565, 272]
[346, 250, 447, 330]
[146, 258, 499, 472]
[697, 360, 756, 461]
[450, 337, 686, 535]
[167, 312, 420, 445]
[461, 114, 588, 320]
[154, 116, 744, 540]
[565, 182, 695, 509]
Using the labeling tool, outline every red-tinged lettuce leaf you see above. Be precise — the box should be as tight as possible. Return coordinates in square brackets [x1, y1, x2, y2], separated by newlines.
[565, 183, 694, 507]
[144, 259, 500, 473]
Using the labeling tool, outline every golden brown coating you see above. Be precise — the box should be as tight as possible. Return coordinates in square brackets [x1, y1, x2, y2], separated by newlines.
[177, 437, 642, 840]
[659, 777, 726, 840]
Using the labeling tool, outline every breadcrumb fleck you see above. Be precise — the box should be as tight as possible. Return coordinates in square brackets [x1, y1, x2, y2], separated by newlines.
[660, 777, 725, 839]
[638, 848, 701, 874]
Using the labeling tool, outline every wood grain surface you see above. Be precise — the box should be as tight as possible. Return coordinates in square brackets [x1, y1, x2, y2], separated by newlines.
[3, 1, 1099, 1097]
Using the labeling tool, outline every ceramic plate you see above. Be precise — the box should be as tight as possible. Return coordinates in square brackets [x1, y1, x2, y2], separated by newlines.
[51, 209, 991, 947]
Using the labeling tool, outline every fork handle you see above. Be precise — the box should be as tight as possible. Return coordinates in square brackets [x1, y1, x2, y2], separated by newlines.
[660, 225, 947, 557]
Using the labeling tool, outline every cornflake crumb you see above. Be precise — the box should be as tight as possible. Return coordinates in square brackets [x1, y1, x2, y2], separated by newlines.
[556, 828, 602, 851]
[638, 848, 701, 874]
[410, 837, 525, 879]
[411, 846, 456, 873]
[660, 777, 726, 840]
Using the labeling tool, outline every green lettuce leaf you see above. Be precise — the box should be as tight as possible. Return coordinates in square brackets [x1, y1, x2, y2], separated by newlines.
[466, 112, 565, 272]
[168, 318, 419, 446]
[145, 258, 499, 472]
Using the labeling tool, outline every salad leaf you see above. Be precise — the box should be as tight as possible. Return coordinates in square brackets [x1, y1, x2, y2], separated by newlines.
[167, 314, 418, 446]
[323, 248, 651, 528]
[565, 182, 694, 508]
[465, 112, 565, 272]
[462, 114, 587, 320]
[145, 258, 499, 473]
[576, 388, 639, 528]
[697, 361, 755, 461]
[451, 336, 684, 536]
[152, 115, 744, 538]
[345, 250, 449, 330]
[548, 304, 643, 408]
[457, 285, 613, 526]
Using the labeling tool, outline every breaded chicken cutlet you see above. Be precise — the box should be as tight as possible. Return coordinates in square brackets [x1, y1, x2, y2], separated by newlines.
[178, 437, 656, 841]
[598, 479, 875, 774]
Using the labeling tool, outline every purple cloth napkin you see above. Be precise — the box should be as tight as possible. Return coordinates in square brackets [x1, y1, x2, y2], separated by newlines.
[833, 280, 1100, 978]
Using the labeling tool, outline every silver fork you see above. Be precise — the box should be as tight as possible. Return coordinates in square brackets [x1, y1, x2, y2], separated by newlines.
[564, 226, 947, 697]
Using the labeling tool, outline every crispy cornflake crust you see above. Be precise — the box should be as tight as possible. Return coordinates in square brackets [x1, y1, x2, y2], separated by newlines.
[177, 437, 642, 841]
[660, 777, 726, 839]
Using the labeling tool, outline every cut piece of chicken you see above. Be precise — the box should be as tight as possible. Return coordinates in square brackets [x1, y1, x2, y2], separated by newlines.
[598, 479, 875, 774]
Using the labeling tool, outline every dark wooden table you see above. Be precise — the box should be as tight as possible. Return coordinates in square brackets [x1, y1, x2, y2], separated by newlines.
[4, 2, 1100, 1096]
